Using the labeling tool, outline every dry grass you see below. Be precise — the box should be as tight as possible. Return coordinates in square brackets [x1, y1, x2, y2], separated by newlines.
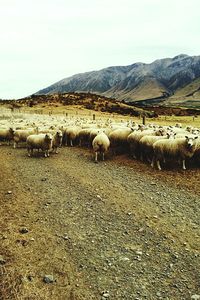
[10, 105, 200, 128]
[1, 98, 200, 128]
[0, 266, 21, 300]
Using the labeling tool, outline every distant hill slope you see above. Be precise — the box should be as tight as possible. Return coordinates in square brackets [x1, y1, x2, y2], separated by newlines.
[36, 54, 200, 107]
[14, 92, 156, 117]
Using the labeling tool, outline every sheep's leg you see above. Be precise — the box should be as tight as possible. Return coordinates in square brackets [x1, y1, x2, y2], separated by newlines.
[147, 155, 151, 163]
[94, 152, 98, 163]
[156, 160, 162, 170]
[27, 148, 31, 157]
[70, 140, 73, 147]
[55, 147, 58, 154]
[151, 157, 155, 168]
[13, 141, 16, 149]
[140, 153, 143, 161]
[102, 152, 105, 161]
[131, 147, 136, 159]
[182, 159, 186, 170]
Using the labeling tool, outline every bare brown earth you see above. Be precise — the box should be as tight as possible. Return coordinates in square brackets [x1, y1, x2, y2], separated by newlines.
[0, 144, 200, 300]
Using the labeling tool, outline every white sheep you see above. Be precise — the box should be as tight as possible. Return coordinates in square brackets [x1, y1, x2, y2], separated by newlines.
[78, 128, 91, 147]
[89, 128, 102, 147]
[0, 127, 14, 145]
[13, 128, 38, 148]
[92, 132, 110, 162]
[63, 126, 81, 146]
[108, 127, 133, 154]
[127, 129, 166, 159]
[139, 132, 174, 162]
[27, 133, 53, 157]
[52, 130, 63, 153]
[193, 137, 200, 164]
[152, 136, 198, 170]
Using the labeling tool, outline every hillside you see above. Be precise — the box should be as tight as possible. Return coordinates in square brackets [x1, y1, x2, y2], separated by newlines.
[164, 77, 200, 108]
[3, 92, 156, 117]
[36, 54, 200, 107]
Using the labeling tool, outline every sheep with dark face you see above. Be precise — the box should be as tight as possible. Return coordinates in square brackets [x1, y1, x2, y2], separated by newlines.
[92, 132, 110, 162]
[27, 133, 53, 158]
[152, 135, 198, 170]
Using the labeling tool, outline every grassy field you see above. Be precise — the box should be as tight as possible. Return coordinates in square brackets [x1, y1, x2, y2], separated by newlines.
[1, 104, 200, 128]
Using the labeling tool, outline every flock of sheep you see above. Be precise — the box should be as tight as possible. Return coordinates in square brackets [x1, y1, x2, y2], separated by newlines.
[0, 112, 200, 170]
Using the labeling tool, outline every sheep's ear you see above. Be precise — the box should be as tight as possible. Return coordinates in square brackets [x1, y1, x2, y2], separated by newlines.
[185, 136, 188, 139]
[195, 136, 198, 139]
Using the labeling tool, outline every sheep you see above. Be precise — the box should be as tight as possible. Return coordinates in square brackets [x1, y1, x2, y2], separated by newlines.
[151, 136, 198, 170]
[139, 132, 175, 163]
[89, 128, 101, 147]
[27, 133, 53, 157]
[13, 128, 38, 148]
[52, 130, 63, 154]
[192, 137, 200, 164]
[127, 129, 166, 159]
[108, 127, 133, 154]
[0, 127, 14, 145]
[78, 128, 91, 147]
[175, 123, 182, 128]
[63, 126, 81, 146]
[92, 132, 110, 162]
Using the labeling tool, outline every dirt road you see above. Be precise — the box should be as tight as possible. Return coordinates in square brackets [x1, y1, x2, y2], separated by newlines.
[0, 145, 200, 299]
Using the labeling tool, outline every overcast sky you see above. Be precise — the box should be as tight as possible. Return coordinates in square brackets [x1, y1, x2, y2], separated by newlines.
[0, 0, 200, 99]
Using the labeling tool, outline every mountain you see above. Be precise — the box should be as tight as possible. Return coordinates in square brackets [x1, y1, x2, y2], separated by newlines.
[36, 54, 200, 107]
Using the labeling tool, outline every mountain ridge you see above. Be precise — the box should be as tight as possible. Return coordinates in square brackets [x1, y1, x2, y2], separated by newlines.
[36, 54, 200, 107]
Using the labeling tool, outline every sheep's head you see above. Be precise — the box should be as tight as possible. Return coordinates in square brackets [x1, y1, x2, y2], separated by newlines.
[185, 136, 198, 150]
[9, 128, 15, 136]
[56, 130, 63, 138]
[157, 129, 166, 136]
[167, 131, 176, 139]
[45, 133, 53, 141]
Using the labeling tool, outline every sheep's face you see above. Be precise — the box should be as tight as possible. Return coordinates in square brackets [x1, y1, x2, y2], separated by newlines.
[45, 133, 53, 141]
[9, 128, 14, 136]
[56, 131, 63, 146]
[185, 136, 198, 151]
[167, 132, 176, 139]
[56, 131, 63, 138]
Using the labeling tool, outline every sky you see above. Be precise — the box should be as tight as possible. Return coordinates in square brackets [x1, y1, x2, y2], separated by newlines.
[0, 0, 200, 99]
